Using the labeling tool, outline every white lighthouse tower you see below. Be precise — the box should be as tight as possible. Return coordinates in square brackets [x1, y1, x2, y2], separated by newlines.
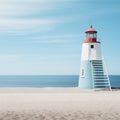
[79, 26, 111, 90]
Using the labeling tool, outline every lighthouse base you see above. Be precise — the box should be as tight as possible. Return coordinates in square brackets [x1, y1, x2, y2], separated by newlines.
[78, 60, 93, 89]
[78, 60, 111, 90]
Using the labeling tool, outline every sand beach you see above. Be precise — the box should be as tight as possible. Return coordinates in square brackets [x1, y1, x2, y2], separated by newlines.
[0, 88, 120, 120]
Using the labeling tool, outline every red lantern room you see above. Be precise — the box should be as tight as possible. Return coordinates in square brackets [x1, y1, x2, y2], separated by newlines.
[85, 25, 98, 43]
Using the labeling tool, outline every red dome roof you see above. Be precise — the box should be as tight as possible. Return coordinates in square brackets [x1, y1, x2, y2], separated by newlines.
[85, 25, 97, 33]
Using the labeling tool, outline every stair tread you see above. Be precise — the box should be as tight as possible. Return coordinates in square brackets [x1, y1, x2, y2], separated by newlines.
[94, 85, 109, 86]
[94, 82, 109, 83]
[91, 60, 111, 90]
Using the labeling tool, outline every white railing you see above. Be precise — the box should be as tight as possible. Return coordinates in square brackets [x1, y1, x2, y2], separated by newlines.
[91, 59, 111, 91]
[91, 60, 95, 90]
[102, 58, 112, 91]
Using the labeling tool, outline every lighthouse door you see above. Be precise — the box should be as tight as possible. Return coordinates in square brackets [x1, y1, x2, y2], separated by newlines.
[90, 45, 96, 60]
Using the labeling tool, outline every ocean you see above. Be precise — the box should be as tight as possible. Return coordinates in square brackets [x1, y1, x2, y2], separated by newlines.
[0, 75, 119, 89]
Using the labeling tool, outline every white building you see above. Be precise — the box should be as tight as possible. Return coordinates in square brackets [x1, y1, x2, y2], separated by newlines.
[78, 26, 111, 90]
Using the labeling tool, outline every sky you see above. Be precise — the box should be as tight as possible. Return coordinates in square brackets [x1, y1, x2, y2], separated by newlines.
[0, 0, 120, 75]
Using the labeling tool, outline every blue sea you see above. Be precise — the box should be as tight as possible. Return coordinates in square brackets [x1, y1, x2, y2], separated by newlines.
[0, 75, 119, 89]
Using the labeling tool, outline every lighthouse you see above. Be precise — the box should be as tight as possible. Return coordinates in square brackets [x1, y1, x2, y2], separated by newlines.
[79, 26, 111, 90]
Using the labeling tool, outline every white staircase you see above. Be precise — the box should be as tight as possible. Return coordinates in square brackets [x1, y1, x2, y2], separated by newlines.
[91, 60, 111, 91]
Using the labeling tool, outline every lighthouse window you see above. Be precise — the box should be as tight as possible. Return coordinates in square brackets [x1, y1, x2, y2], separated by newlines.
[89, 34, 93, 38]
[91, 45, 94, 48]
[81, 69, 84, 77]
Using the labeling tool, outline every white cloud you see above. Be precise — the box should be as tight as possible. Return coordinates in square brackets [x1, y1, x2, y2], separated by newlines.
[0, 0, 72, 34]
[0, 0, 64, 3]
[0, 18, 62, 34]
[0, 0, 55, 33]
[0, 15, 76, 34]
[0, 55, 22, 62]
[0, 18, 58, 28]
[0, 4, 51, 16]
[29, 34, 81, 44]
[40, 34, 81, 39]
[0, 0, 68, 17]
